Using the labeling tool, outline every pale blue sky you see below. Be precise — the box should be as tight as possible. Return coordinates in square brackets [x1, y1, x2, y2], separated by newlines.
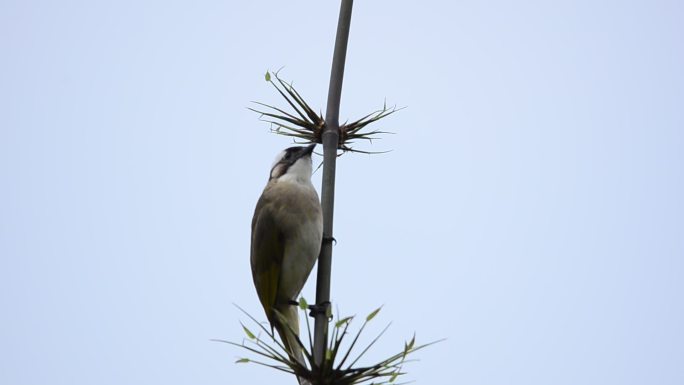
[1, 1, 683, 384]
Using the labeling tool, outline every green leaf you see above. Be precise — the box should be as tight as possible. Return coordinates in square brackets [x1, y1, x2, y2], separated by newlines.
[326, 348, 332, 361]
[335, 316, 353, 328]
[235, 358, 250, 364]
[389, 371, 399, 382]
[406, 334, 416, 351]
[264, 71, 271, 82]
[366, 306, 382, 321]
[242, 324, 256, 340]
[298, 297, 308, 310]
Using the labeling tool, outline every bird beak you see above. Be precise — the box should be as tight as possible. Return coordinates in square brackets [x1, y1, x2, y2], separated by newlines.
[304, 143, 316, 155]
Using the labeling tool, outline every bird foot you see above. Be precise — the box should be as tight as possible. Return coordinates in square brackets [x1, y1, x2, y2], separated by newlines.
[323, 235, 337, 245]
[308, 301, 332, 319]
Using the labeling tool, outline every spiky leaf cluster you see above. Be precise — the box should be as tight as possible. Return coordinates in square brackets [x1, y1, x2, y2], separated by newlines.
[250, 71, 399, 154]
[218, 302, 441, 385]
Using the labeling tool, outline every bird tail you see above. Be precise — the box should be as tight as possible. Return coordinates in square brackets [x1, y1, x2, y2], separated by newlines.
[273, 304, 311, 385]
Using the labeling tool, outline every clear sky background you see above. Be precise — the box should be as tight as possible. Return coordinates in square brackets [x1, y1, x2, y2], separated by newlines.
[1, 1, 683, 384]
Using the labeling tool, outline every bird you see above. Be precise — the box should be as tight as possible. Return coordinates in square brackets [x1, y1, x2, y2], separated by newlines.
[250, 143, 323, 378]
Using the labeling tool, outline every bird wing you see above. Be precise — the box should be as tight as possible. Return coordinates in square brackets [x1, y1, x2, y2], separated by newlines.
[250, 195, 284, 323]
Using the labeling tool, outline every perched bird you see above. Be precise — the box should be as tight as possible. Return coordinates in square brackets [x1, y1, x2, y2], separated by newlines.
[251, 144, 323, 375]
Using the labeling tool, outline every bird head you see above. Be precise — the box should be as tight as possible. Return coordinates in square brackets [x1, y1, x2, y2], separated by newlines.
[269, 144, 316, 182]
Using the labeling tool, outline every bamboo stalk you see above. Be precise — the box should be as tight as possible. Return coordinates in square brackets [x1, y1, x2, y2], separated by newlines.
[313, 0, 354, 368]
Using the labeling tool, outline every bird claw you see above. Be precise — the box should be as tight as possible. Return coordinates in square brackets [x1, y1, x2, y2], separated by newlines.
[323, 235, 337, 245]
[308, 301, 332, 320]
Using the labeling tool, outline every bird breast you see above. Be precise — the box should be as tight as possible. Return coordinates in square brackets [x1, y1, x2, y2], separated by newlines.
[264, 180, 323, 299]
